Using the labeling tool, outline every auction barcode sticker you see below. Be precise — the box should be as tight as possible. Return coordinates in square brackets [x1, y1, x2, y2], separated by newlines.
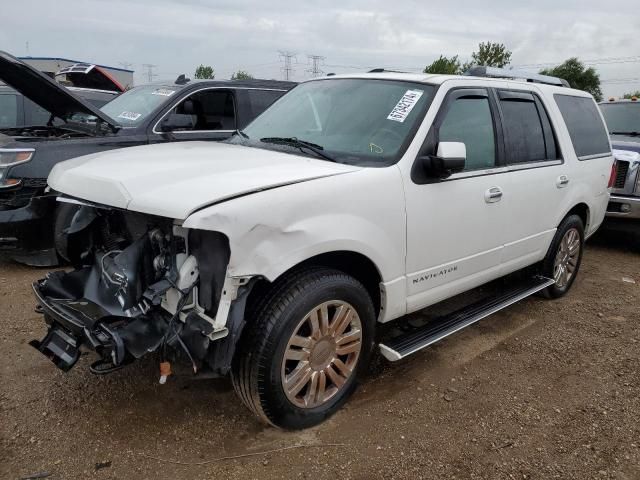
[387, 89, 424, 123]
[117, 111, 142, 121]
[151, 88, 176, 97]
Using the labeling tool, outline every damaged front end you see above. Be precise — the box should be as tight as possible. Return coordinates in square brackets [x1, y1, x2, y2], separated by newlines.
[31, 200, 242, 377]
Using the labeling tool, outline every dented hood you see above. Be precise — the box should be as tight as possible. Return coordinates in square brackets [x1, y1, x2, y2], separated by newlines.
[48, 141, 360, 219]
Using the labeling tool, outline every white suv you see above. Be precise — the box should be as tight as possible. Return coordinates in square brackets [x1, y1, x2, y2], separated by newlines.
[31, 68, 614, 429]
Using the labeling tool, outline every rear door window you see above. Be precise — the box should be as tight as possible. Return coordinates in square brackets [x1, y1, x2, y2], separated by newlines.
[498, 91, 557, 163]
[554, 94, 611, 159]
[246, 89, 284, 117]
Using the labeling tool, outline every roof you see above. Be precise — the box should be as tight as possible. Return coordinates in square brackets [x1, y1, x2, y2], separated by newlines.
[141, 78, 297, 90]
[18, 56, 134, 73]
[308, 72, 591, 97]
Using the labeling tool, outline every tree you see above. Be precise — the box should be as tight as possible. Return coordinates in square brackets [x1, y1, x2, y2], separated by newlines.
[623, 90, 640, 99]
[462, 41, 512, 72]
[540, 58, 602, 101]
[424, 55, 461, 75]
[194, 64, 215, 79]
[231, 70, 253, 80]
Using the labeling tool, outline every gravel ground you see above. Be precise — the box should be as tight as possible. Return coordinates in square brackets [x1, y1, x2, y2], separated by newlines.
[1, 231, 639, 480]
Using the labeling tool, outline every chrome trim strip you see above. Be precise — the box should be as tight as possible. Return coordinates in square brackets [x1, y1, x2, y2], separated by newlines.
[578, 152, 612, 161]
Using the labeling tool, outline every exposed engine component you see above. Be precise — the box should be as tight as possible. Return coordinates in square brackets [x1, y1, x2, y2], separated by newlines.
[31, 204, 234, 378]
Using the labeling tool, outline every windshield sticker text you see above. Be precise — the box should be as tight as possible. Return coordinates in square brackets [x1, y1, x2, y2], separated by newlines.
[151, 88, 176, 97]
[117, 111, 142, 121]
[387, 89, 424, 123]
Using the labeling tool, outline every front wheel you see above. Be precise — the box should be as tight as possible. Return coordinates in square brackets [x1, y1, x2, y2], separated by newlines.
[541, 214, 585, 298]
[231, 267, 375, 429]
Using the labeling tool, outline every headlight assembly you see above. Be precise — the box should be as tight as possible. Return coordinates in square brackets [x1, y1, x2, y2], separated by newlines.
[0, 148, 34, 167]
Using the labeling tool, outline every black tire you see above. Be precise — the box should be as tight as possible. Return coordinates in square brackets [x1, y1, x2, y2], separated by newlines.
[231, 267, 375, 429]
[541, 214, 585, 299]
[53, 203, 80, 263]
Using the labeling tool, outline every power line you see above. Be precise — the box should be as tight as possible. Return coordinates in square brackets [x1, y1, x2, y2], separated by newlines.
[306, 54, 325, 78]
[142, 63, 158, 82]
[278, 51, 297, 81]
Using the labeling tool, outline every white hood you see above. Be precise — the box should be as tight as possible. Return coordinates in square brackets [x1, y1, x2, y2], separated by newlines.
[48, 141, 360, 219]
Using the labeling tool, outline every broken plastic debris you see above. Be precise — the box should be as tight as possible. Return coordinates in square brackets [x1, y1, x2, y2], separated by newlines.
[159, 361, 172, 385]
[622, 277, 636, 284]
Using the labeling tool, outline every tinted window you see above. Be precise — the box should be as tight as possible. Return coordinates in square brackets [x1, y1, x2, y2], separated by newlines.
[246, 90, 284, 117]
[171, 90, 235, 130]
[24, 98, 51, 126]
[554, 94, 610, 159]
[439, 97, 495, 170]
[500, 96, 546, 163]
[0, 94, 18, 128]
[599, 102, 640, 134]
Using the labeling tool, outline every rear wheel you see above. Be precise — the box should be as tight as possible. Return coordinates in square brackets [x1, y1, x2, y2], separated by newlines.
[541, 214, 584, 298]
[231, 267, 375, 429]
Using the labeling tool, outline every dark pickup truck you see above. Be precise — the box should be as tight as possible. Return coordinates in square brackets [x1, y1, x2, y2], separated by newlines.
[599, 98, 640, 235]
[0, 51, 295, 265]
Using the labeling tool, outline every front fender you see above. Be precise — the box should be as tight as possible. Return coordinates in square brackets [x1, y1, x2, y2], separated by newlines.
[182, 166, 407, 283]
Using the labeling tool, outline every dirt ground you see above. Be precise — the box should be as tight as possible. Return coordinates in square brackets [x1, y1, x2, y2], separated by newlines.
[1, 231, 639, 480]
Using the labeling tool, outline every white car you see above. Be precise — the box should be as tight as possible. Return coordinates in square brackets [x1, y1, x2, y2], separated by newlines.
[31, 67, 615, 429]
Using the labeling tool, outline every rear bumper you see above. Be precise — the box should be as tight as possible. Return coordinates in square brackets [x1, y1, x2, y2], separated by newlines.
[0, 194, 57, 265]
[606, 195, 640, 220]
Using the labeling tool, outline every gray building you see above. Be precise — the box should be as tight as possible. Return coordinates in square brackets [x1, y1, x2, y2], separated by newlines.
[18, 56, 134, 89]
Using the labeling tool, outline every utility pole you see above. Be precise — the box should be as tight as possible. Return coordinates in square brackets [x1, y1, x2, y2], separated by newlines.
[119, 61, 133, 70]
[142, 64, 157, 82]
[25, 41, 30, 56]
[306, 54, 325, 78]
[278, 51, 297, 81]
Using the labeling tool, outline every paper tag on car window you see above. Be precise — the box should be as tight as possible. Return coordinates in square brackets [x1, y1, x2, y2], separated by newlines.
[117, 111, 142, 121]
[151, 88, 176, 97]
[387, 90, 424, 123]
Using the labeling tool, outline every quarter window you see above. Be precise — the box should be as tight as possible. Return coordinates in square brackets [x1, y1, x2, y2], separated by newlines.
[554, 94, 610, 159]
[439, 97, 496, 170]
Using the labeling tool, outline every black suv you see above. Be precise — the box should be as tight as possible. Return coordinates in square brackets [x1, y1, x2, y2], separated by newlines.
[0, 51, 295, 265]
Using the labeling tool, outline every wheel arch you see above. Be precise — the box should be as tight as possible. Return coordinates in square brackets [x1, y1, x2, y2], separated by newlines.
[563, 202, 590, 232]
[245, 250, 384, 322]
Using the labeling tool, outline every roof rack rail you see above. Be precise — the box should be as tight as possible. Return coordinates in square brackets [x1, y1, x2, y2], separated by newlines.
[465, 66, 570, 87]
[368, 68, 408, 74]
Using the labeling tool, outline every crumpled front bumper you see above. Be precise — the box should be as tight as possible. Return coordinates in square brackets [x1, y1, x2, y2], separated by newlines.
[31, 274, 167, 373]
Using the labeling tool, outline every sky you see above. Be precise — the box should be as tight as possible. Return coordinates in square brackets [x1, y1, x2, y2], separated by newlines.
[1, 0, 638, 97]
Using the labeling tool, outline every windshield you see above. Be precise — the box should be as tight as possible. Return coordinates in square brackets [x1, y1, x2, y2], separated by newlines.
[100, 85, 179, 126]
[599, 103, 640, 134]
[242, 78, 434, 165]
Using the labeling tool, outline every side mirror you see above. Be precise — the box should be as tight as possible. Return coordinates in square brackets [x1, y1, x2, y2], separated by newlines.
[417, 141, 466, 179]
[160, 113, 194, 132]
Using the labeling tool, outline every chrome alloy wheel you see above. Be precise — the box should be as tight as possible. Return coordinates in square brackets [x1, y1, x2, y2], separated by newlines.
[281, 300, 363, 409]
[553, 227, 581, 288]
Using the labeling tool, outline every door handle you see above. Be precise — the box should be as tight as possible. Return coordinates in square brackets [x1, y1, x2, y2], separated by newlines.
[485, 186, 503, 203]
[556, 175, 570, 188]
